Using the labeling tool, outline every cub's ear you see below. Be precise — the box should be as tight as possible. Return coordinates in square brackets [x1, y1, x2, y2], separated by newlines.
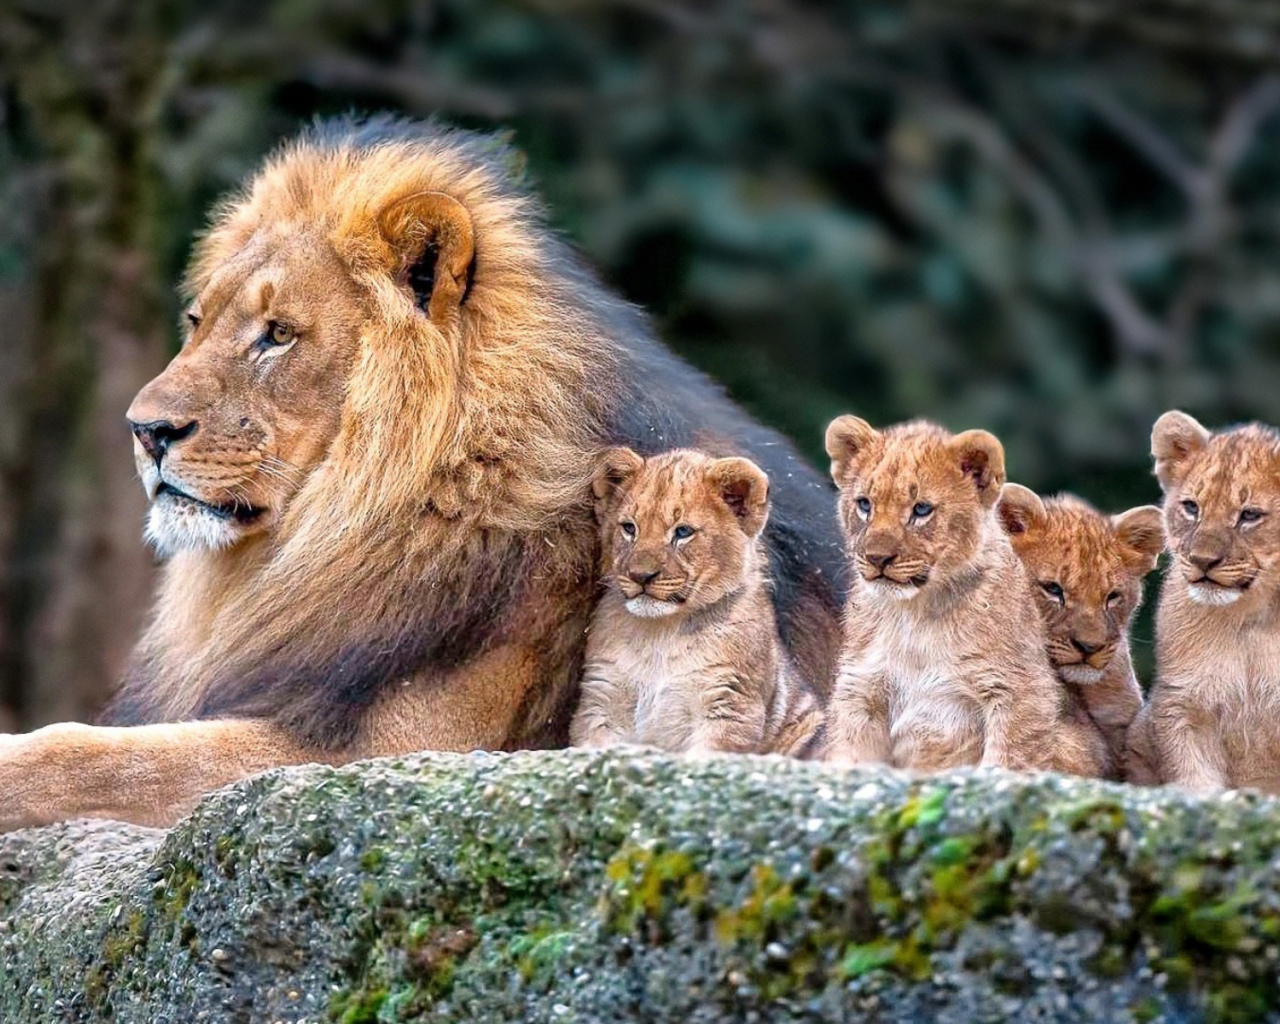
[1151, 411, 1210, 492]
[378, 190, 476, 325]
[1113, 505, 1165, 573]
[707, 457, 770, 537]
[592, 447, 644, 520]
[825, 415, 879, 488]
[996, 483, 1046, 540]
[950, 429, 1006, 508]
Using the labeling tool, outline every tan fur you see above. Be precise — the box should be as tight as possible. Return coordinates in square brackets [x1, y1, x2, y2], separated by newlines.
[997, 485, 1162, 779]
[571, 449, 821, 755]
[0, 124, 636, 828]
[1137, 411, 1280, 792]
[821, 417, 1102, 776]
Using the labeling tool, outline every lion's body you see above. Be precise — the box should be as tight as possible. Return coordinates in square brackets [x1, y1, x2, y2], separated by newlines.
[1134, 413, 1280, 792]
[0, 118, 843, 830]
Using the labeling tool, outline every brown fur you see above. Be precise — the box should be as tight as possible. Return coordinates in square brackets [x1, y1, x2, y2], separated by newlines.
[572, 449, 821, 755]
[821, 417, 1103, 776]
[997, 486, 1162, 779]
[1135, 411, 1280, 792]
[0, 118, 845, 830]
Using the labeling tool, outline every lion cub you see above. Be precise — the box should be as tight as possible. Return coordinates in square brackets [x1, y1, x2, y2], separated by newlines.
[822, 417, 1102, 775]
[1131, 411, 1280, 792]
[997, 486, 1163, 780]
[571, 448, 820, 756]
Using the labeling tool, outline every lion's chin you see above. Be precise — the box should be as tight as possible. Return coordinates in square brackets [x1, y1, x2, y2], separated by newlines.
[624, 595, 684, 619]
[866, 577, 924, 602]
[144, 490, 262, 557]
[1186, 582, 1244, 607]
[1058, 664, 1105, 685]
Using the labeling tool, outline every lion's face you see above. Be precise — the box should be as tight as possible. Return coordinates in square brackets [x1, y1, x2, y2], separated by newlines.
[127, 231, 365, 555]
[1152, 411, 1280, 608]
[998, 487, 1162, 683]
[592, 448, 769, 619]
[826, 417, 1005, 602]
[127, 176, 476, 558]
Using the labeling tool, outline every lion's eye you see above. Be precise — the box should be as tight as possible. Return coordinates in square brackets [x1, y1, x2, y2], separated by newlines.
[1240, 507, 1265, 526]
[1041, 581, 1065, 603]
[186, 311, 201, 329]
[672, 524, 696, 542]
[912, 501, 933, 520]
[856, 497, 872, 517]
[620, 522, 637, 540]
[1106, 590, 1122, 607]
[1181, 499, 1200, 519]
[262, 320, 296, 348]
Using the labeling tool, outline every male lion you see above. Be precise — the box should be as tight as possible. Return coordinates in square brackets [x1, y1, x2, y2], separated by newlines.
[0, 118, 843, 829]
[571, 448, 822, 755]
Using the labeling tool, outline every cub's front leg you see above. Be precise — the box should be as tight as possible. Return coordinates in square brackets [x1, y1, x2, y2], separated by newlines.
[976, 674, 1066, 773]
[1150, 688, 1227, 792]
[569, 671, 638, 749]
[823, 665, 892, 766]
[686, 672, 768, 755]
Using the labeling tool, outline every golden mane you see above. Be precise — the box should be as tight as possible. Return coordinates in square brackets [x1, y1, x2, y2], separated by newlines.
[108, 117, 844, 749]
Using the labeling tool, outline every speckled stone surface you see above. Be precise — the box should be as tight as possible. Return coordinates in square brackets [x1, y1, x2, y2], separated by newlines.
[1, 749, 1278, 1023]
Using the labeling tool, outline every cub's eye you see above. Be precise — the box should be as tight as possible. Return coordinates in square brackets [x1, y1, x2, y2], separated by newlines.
[912, 501, 933, 519]
[1106, 590, 1123, 607]
[1181, 499, 1200, 519]
[186, 311, 201, 329]
[619, 522, 637, 540]
[1239, 507, 1266, 526]
[1040, 581, 1065, 603]
[855, 497, 872, 516]
[261, 320, 296, 348]
[672, 524, 696, 542]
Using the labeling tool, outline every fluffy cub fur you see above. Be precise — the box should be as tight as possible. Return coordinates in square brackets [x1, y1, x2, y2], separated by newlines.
[571, 448, 821, 755]
[1131, 411, 1280, 791]
[822, 417, 1102, 775]
[997, 486, 1162, 780]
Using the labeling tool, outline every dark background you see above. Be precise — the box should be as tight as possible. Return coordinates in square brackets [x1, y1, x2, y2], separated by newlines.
[3, 0, 1280, 728]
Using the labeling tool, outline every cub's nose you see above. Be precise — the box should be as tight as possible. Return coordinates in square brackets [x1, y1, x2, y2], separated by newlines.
[865, 552, 897, 571]
[129, 418, 198, 463]
[1188, 552, 1223, 574]
[1071, 637, 1101, 657]
[628, 568, 660, 587]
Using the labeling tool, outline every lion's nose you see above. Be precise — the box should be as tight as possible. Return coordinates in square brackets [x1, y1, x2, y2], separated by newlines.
[865, 551, 897, 571]
[628, 568, 660, 587]
[129, 418, 198, 464]
[1070, 636, 1101, 657]
[1189, 551, 1223, 574]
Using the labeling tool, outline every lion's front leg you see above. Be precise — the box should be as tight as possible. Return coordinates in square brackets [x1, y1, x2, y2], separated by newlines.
[0, 719, 333, 832]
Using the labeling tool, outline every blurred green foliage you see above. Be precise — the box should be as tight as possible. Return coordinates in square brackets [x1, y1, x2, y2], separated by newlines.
[5, 0, 1280, 709]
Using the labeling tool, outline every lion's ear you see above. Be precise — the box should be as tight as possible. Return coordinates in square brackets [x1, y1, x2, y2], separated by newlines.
[996, 483, 1046, 541]
[1114, 505, 1165, 572]
[378, 190, 476, 325]
[1151, 411, 1210, 492]
[825, 415, 879, 489]
[950, 429, 1006, 508]
[707, 457, 770, 537]
[592, 447, 644, 520]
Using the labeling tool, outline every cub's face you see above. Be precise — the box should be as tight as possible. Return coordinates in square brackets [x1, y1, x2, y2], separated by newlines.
[998, 487, 1162, 683]
[592, 448, 769, 618]
[1152, 411, 1280, 608]
[825, 417, 1005, 601]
